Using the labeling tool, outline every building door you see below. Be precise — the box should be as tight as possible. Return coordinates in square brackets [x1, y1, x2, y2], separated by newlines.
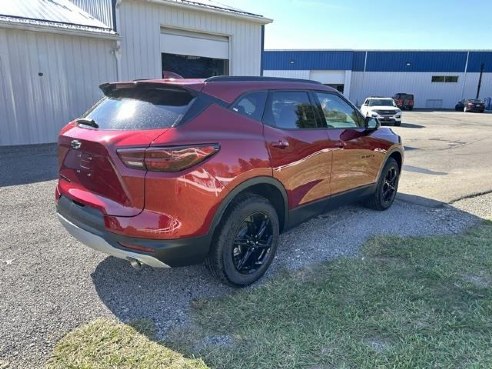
[160, 28, 229, 78]
[161, 53, 228, 78]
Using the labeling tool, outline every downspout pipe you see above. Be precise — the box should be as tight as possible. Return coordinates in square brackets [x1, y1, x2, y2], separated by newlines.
[112, 0, 123, 81]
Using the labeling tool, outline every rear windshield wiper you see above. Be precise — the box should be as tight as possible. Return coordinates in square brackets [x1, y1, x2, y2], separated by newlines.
[76, 118, 99, 128]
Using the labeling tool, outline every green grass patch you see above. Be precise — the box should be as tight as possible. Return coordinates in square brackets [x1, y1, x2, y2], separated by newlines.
[46, 318, 209, 369]
[46, 221, 492, 369]
[171, 220, 492, 369]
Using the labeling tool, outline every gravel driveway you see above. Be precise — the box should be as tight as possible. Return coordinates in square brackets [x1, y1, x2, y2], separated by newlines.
[1, 140, 491, 368]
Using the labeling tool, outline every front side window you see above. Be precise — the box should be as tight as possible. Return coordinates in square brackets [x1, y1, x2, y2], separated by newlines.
[264, 91, 319, 129]
[315, 92, 363, 129]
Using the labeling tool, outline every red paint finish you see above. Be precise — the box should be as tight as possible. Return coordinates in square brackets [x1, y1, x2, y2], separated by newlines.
[56, 77, 403, 256]
[58, 125, 167, 216]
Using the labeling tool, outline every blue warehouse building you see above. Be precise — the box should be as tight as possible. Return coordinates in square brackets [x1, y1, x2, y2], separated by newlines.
[263, 50, 492, 109]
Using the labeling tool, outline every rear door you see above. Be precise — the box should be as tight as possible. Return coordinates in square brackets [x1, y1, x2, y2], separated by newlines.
[263, 90, 338, 208]
[58, 85, 195, 216]
[313, 92, 384, 194]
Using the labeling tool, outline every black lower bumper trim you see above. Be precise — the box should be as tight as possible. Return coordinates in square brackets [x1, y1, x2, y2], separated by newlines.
[57, 196, 211, 267]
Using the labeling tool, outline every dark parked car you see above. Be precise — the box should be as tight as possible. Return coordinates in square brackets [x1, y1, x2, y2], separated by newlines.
[56, 76, 404, 286]
[393, 93, 414, 110]
[455, 99, 485, 113]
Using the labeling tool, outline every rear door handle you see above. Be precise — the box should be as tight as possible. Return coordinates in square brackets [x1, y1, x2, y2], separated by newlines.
[271, 140, 289, 149]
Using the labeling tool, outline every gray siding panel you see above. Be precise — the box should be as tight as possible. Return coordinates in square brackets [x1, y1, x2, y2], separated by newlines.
[0, 28, 116, 145]
[119, 0, 263, 80]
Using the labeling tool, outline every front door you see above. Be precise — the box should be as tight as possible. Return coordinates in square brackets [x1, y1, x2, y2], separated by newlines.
[263, 90, 339, 209]
[313, 92, 382, 195]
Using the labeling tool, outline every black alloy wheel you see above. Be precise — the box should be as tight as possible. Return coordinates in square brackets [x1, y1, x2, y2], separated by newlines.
[205, 194, 280, 287]
[232, 213, 273, 274]
[381, 166, 398, 207]
[365, 157, 400, 211]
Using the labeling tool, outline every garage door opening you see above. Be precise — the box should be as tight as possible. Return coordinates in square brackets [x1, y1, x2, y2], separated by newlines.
[161, 53, 228, 78]
[325, 84, 344, 93]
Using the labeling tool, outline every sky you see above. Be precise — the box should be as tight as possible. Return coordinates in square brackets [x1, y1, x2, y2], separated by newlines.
[216, 0, 491, 50]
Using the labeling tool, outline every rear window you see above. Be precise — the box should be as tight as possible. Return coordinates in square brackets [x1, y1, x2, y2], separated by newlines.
[397, 94, 413, 99]
[83, 87, 195, 130]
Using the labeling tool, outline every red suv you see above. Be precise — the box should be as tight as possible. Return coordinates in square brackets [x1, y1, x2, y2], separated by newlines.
[56, 76, 404, 286]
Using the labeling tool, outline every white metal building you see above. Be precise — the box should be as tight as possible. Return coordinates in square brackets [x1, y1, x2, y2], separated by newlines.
[264, 50, 492, 109]
[0, 0, 271, 146]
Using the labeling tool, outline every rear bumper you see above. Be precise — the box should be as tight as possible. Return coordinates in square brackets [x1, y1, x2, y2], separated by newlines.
[56, 196, 211, 268]
[58, 213, 170, 268]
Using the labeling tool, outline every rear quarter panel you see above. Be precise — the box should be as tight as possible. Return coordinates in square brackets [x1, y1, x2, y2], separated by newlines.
[135, 104, 272, 238]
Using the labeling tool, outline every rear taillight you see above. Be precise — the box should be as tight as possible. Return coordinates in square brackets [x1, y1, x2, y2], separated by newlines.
[116, 148, 146, 170]
[117, 144, 220, 172]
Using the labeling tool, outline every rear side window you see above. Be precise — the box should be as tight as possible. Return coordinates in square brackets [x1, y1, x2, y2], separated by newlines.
[264, 91, 319, 129]
[84, 88, 194, 130]
[230, 91, 267, 121]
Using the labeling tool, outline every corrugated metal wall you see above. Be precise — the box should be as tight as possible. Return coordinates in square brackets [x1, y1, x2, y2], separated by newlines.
[264, 50, 492, 109]
[265, 50, 492, 73]
[467, 52, 492, 72]
[70, 0, 114, 29]
[349, 72, 492, 109]
[263, 50, 353, 71]
[263, 70, 311, 79]
[119, 0, 263, 80]
[0, 28, 116, 145]
[364, 51, 468, 72]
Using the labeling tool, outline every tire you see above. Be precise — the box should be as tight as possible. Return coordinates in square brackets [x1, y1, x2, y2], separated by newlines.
[408, 106, 413, 111]
[365, 158, 400, 211]
[205, 194, 280, 287]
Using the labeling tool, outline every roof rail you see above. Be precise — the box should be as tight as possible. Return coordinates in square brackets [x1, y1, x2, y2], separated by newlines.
[204, 75, 322, 84]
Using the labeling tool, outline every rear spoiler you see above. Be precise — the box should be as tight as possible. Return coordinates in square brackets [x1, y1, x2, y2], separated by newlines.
[99, 81, 203, 96]
[99, 81, 176, 95]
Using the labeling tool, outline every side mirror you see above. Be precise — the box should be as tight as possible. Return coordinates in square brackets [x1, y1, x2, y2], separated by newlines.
[365, 116, 380, 130]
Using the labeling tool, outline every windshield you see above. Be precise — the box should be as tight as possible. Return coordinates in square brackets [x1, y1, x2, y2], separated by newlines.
[368, 99, 396, 107]
[83, 87, 195, 130]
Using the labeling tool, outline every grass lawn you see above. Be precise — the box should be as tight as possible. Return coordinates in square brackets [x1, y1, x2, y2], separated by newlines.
[46, 319, 208, 369]
[47, 220, 492, 369]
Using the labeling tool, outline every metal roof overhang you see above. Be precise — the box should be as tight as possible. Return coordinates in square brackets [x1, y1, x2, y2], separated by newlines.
[0, 16, 119, 39]
[143, 0, 273, 24]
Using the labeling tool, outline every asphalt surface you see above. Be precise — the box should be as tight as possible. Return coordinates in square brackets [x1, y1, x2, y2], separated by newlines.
[393, 110, 492, 203]
[1, 111, 492, 369]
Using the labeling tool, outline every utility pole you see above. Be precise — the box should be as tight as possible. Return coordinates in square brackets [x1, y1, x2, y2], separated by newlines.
[476, 63, 484, 99]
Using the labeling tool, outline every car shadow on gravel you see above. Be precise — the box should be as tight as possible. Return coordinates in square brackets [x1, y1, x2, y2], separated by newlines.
[90, 257, 232, 337]
[398, 122, 425, 128]
[0, 144, 57, 186]
[89, 193, 483, 341]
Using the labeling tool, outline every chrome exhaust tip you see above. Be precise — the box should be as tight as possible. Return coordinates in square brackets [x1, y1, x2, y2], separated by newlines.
[128, 257, 143, 270]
